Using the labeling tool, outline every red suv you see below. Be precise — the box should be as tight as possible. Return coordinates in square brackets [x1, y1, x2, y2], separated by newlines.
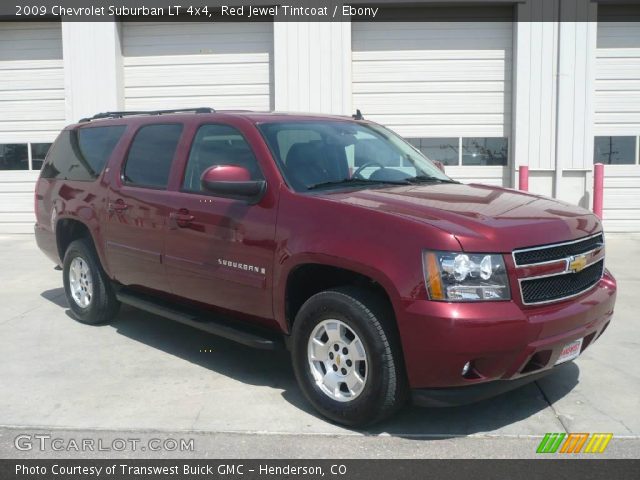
[35, 108, 616, 426]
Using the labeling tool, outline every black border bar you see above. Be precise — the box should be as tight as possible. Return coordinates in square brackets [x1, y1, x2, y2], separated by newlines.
[1, 459, 639, 480]
[2, 1, 640, 22]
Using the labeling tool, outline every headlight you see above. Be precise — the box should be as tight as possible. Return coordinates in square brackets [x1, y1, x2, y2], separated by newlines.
[423, 251, 510, 301]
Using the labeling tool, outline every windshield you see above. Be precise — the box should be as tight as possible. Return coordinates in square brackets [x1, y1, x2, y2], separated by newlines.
[257, 120, 453, 192]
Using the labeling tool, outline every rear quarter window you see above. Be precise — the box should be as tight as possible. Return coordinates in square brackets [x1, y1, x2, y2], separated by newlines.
[40, 125, 127, 181]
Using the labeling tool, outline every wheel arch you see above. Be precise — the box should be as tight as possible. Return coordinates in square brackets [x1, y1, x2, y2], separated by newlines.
[55, 217, 106, 271]
[278, 255, 401, 334]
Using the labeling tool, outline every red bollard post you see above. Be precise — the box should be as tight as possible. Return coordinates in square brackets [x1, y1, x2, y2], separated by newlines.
[593, 163, 604, 219]
[518, 165, 529, 191]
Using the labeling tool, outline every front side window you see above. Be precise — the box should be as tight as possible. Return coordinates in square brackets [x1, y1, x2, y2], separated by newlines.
[258, 121, 451, 192]
[123, 124, 183, 188]
[183, 124, 263, 192]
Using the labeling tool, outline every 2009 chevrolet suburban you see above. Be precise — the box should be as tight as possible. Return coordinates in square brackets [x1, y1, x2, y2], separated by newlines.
[35, 108, 617, 426]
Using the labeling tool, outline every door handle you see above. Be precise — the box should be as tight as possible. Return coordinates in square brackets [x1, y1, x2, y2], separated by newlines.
[169, 209, 195, 228]
[107, 199, 129, 213]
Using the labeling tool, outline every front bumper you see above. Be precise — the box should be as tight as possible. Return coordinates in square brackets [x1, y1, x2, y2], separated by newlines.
[412, 362, 566, 407]
[398, 270, 616, 392]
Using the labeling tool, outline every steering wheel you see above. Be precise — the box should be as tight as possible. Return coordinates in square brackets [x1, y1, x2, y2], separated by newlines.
[353, 161, 385, 179]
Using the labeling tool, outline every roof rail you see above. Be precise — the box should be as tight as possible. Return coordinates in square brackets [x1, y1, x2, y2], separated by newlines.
[79, 107, 215, 123]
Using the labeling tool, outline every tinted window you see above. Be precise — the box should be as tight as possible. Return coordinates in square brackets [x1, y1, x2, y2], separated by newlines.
[183, 124, 263, 192]
[41, 126, 126, 181]
[124, 124, 183, 188]
[258, 121, 449, 192]
[0, 144, 28, 170]
[408, 138, 459, 166]
[461, 137, 508, 166]
[594, 136, 636, 164]
[78, 126, 127, 174]
[31, 143, 52, 170]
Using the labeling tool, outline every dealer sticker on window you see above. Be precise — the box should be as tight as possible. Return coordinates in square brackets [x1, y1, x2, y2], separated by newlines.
[555, 338, 583, 365]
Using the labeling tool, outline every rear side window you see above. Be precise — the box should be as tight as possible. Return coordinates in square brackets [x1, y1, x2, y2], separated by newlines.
[123, 124, 183, 188]
[40, 126, 126, 181]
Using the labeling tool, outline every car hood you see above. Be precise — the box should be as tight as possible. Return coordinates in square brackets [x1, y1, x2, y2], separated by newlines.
[323, 183, 601, 252]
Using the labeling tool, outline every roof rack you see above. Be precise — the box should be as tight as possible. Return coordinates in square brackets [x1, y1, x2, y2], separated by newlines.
[79, 107, 215, 123]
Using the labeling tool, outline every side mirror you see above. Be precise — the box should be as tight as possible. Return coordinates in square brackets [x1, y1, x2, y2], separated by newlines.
[433, 160, 445, 173]
[200, 165, 266, 204]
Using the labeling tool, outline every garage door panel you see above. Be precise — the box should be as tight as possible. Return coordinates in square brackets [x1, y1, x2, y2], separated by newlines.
[377, 123, 507, 138]
[126, 84, 268, 98]
[126, 95, 271, 112]
[0, 89, 63, 102]
[0, 100, 65, 122]
[124, 23, 271, 56]
[123, 22, 273, 112]
[595, 79, 640, 92]
[596, 61, 640, 79]
[353, 61, 509, 82]
[354, 93, 507, 114]
[0, 70, 64, 91]
[596, 92, 640, 111]
[365, 113, 506, 125]
[353, 23, 512, 49]
[354, 81, 507, 94]
[124, 52, 270, 67]
[0, 193, 33, 213]
[124, 63, 271, 87]
[354, 49, 509, 61]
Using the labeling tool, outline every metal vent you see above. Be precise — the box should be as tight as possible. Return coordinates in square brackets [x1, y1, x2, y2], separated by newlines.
[513, 233, 604, 266]
[520, 260, 604, 305]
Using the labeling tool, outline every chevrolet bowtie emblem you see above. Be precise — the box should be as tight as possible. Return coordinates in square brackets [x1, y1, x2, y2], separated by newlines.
[568, 255, 588, 273]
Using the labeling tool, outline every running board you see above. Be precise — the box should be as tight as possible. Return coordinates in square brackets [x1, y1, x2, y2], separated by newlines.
[116, 291, 284, 350]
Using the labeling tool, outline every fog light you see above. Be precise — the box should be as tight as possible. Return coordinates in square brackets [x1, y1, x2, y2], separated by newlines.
[461, 361, 471, 376]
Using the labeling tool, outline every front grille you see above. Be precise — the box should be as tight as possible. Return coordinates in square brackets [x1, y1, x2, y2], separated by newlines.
[514, 233, 603, 266]
[520, 260, 604, 304]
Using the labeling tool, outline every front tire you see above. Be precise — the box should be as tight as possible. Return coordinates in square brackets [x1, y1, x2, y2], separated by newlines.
[62, 238, 119, 325]
[291, 286, 407, 427]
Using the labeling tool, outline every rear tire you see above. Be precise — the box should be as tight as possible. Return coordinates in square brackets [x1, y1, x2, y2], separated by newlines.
[291, 286, 408, 427]
[63, 238, 119, 325]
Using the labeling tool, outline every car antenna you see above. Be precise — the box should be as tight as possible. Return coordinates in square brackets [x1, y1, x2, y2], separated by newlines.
[352, 109, 364, 120]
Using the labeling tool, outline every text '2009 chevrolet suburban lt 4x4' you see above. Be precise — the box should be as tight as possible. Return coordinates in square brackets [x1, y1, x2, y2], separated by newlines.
[34, 108, 617, 427]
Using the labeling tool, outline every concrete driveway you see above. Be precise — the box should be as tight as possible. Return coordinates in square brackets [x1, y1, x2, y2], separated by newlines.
[0, 234, 638, 458]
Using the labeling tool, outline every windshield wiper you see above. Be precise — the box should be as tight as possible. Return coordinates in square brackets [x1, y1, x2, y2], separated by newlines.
[307, 178, 410, 190]
[407, 175, 459, 184]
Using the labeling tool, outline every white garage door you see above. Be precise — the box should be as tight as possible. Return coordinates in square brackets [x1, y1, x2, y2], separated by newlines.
[595, 20, 640, 233]
[0, 22, 64, 234]
[352, 16, 513, 187]
[122, 22, 273, 112]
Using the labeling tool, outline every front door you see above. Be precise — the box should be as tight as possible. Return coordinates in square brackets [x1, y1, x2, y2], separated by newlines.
[164, 123, 278, 323]
[103, 123, 184, 292]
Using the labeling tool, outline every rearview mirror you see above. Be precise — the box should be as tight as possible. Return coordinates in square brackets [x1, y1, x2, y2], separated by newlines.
[433, 160, 445, 173]
[200, 165, 266, 204]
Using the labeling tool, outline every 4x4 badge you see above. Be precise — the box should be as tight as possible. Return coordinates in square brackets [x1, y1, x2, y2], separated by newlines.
[568, 254, 588, 273]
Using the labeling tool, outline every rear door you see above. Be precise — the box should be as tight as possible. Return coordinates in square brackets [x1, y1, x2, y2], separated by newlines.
[163, 121, 278, 323]
[103, 123, 184, 292]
